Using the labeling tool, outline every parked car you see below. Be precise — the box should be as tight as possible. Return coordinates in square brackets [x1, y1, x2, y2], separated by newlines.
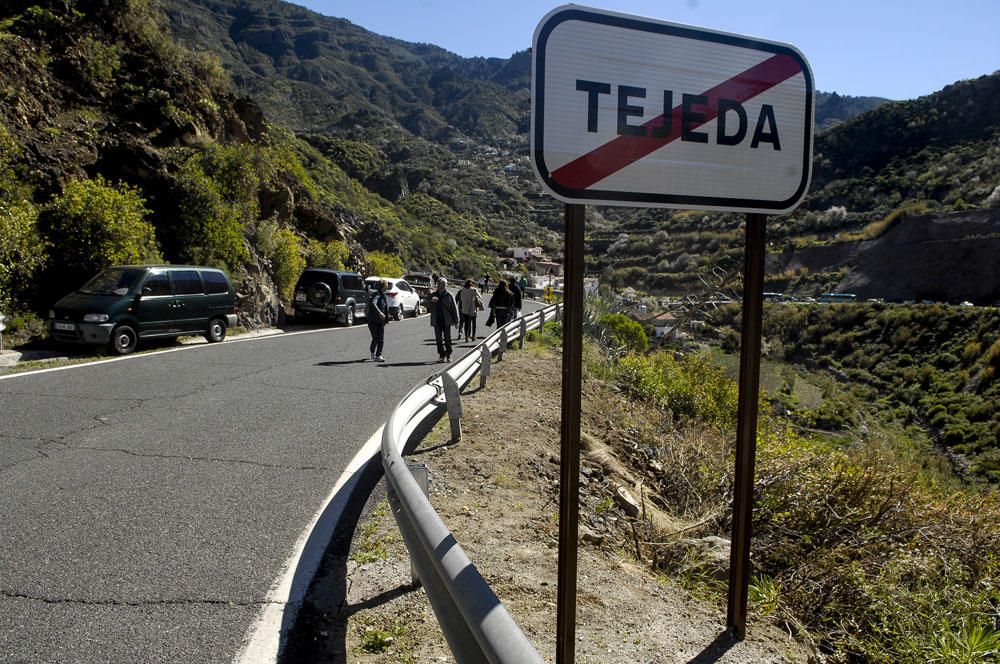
[292, 268, 368, 325]
[403, 272, 434, 302]
[365, 277, 422, 320]
[47, 265, 238, 355]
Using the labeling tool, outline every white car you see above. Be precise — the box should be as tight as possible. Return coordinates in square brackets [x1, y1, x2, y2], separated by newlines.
[365, 277, 421, 320]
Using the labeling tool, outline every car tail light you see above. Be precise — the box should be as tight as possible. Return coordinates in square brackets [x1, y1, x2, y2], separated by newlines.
[388, 290, 398, 297]
[335, 296, 343, 303]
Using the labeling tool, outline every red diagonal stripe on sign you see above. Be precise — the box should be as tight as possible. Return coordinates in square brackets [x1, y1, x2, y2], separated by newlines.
[550, 53, 802, 190]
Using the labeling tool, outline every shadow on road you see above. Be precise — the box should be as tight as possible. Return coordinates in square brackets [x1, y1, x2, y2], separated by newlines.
[279, 409, 446, 663]
[315, 359, 369, 366]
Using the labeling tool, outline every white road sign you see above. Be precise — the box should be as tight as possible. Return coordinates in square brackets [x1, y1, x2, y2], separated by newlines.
[531, 5, 814, 213]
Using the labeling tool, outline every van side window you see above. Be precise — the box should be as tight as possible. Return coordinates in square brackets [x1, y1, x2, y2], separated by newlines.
[201, 270, 229, 294]
[144, 272, 171, 296]
[173, 270, 204, 295]
[345, 275, 363, 290]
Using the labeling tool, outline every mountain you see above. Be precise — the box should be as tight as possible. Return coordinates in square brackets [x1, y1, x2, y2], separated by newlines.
[161, 0, 530, 140]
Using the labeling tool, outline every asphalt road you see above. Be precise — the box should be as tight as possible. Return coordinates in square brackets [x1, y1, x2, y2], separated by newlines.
[0, 310, 483, 663]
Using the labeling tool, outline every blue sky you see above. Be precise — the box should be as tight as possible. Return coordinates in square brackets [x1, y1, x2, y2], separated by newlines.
[294, 1, 999, 100]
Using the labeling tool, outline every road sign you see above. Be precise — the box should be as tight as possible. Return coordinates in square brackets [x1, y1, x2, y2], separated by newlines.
[531, 5, 814, 213]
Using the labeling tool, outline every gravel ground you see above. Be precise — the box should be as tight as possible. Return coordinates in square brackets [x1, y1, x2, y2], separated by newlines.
[338, 343, 811, 663]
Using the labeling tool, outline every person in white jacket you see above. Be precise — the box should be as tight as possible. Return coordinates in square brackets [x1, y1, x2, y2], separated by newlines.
[456, 279, 484, 342]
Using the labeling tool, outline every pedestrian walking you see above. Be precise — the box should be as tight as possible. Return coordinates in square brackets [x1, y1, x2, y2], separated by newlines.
[508, 276, 522, 319]
[366, 279, 389, 361]
[429, 277, 460, 362]
[488, 280, 513, 327]
[483, 273, 491, 292]
[456, 279, 484, 342]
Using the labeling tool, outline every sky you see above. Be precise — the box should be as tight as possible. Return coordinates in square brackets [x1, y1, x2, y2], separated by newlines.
[294, 0, 999, 100]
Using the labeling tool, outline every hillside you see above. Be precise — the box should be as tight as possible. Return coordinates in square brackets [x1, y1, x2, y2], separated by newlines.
[777, 207, 1000, 304]
[3, 0, 999, 328]
[0, 0, 532, 331]
[160, 0, 912, 294]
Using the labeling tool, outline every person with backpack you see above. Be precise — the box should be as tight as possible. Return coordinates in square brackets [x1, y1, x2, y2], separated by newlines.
[366, 279, 389, 362]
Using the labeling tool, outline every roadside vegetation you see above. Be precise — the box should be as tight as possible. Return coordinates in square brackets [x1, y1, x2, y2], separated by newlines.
[579, 299, 1000, 662]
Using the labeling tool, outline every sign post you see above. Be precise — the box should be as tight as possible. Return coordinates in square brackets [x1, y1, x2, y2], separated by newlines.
[532, 5, 813, 659]
[0, 312, 6, 351]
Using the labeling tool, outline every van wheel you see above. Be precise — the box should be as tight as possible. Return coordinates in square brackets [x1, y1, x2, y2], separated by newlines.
[109, 325, 137, 355]
[343, 306, 355, 327]
[206, 317, 227, 343]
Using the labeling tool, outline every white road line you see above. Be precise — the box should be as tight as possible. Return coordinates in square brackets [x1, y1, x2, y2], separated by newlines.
[234, 425, 385, 664]
[0, 323, 376, 381]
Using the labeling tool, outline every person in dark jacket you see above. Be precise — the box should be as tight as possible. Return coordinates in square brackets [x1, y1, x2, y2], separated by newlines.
[367, 279, 389, 361]
[508, 276, 522, 319]
[429, 277, 459, 362]
[489, 280, 513, 327]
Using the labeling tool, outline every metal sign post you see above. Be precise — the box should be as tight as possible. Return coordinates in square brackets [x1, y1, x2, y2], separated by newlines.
[727, 213, 767, 638]
[556, 203, 585, 664]
[531, 5, 813, 656]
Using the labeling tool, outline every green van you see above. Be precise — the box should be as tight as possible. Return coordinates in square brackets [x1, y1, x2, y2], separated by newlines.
[47, 265, 238, 355]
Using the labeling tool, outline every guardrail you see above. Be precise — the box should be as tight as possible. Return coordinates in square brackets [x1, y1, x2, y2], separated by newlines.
[380, 303, 562, 664]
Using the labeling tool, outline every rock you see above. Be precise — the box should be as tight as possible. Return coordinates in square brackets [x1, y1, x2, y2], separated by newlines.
[614, 486, 641, 518]
[580, 526, 605, 546]
[679, 535, 732, 581]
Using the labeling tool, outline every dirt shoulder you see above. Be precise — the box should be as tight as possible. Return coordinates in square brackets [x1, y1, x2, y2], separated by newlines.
[340, 342, 809, 663]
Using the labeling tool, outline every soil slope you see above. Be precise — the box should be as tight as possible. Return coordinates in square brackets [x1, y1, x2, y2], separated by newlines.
[338, 344, 809, 663]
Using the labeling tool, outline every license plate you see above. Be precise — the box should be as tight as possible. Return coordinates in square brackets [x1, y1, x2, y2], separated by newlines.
[54, 322, 75, 331]
[295, 293, 306, 302]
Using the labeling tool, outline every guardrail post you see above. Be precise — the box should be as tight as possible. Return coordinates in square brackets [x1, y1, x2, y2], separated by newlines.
[406, 463, 429, 586]
[538, 309, 546, 331]
[555, 305, 563, 323]
[519, 317, 527, 349]
[441, 372, 462, 443]
[479, 344, 491, 389]
[498, 328, 507, 361]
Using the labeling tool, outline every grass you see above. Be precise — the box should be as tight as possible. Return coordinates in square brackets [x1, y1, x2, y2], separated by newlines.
[350, 499, 390, 565]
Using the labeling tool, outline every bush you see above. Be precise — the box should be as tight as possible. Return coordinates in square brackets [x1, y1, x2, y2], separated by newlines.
[171, 157, 247, 269]
[597, 313, 648, 354]
[47, 175, 161, 276]
[255, 218, 304, 303]
[306, 239, 349, 269]
[0, 199, 45, 312]
[366, 251, 403, 278]
[615, 351, 737, 429]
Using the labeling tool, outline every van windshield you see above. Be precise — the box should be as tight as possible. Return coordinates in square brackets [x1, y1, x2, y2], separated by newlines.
[79, 267, 145, 296]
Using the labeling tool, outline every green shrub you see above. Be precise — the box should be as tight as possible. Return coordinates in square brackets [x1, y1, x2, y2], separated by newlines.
[597, 312, 649, 354]
[0, 199, 45, 312]
[255, 218, 304, 303]
[171, 156, 247, 269]
[48, 175, 161, 275]
[615, 351, 737, 429]
[366, 251, 403, 278]
[306, 239, 349, 269]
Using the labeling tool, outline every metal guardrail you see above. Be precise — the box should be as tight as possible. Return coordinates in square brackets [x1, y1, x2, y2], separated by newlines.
[380, 303, 562, 664]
